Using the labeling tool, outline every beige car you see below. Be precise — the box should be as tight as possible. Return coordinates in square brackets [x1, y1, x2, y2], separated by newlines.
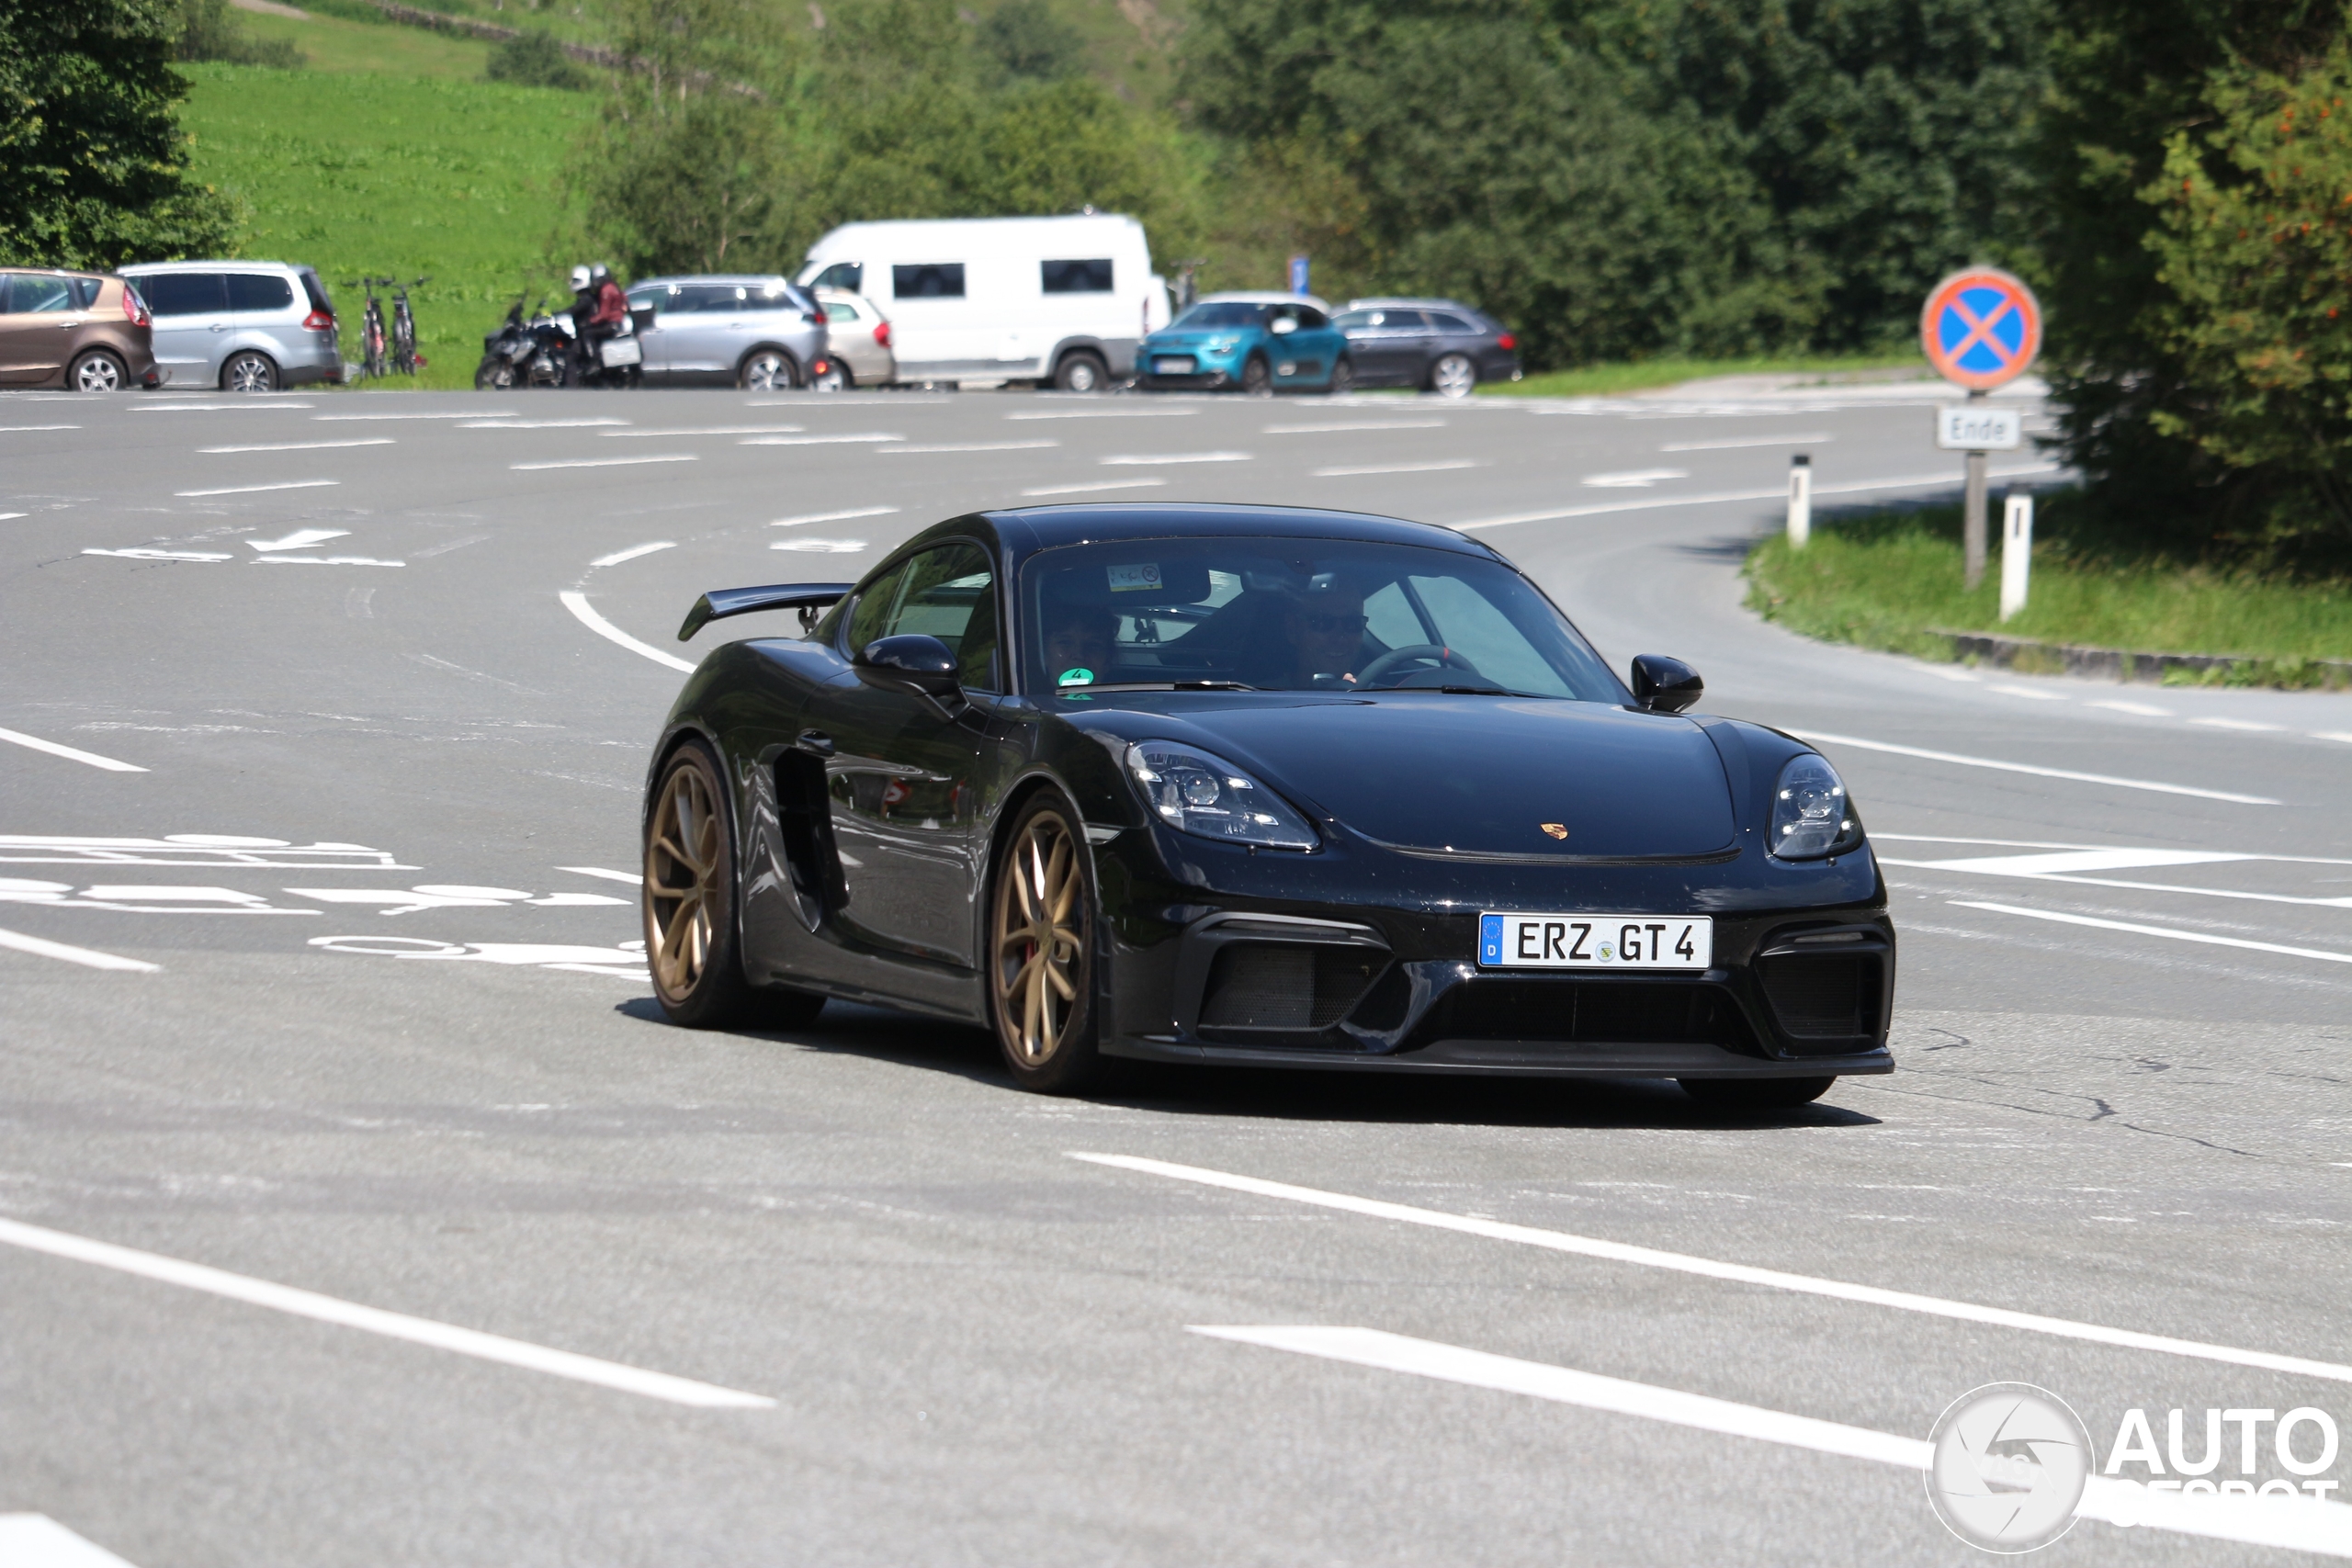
[812, 287, 895, 390]
[0, 270, 161, 390]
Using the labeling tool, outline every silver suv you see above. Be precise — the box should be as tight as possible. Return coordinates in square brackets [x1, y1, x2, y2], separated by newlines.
[119, 261, 343, 391]
[624, 276, 827, 389]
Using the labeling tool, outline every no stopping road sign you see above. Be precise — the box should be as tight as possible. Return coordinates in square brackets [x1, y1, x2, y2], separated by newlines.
[1921, 267, 2041, 392]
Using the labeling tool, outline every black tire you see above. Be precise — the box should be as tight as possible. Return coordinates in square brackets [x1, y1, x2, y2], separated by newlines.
[987, 793, 1105, 1093]
[739, 348, 797, 391]
[1430, 351, 1476, 399]
[474, 355, 516, 390]
[1678, 1076, 1835, 1111]
[1054, 351, 1107, 392]
[1329, 355, 1355, 395]
[1240, 355, 1272, 396]
[220, 350, 278, 393]
[68, 350, 129, 392]
[644, 740, 757, 1028]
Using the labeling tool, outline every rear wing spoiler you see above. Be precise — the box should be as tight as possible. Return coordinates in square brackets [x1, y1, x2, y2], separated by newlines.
[678, 582, 854, 641]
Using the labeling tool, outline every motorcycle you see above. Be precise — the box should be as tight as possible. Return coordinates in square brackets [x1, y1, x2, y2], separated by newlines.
[475, 296, 645, 389]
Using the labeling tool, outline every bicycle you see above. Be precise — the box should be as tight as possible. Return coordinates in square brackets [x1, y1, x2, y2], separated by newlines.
[390, 276, 428, 375]
[342, 277, 390, 379]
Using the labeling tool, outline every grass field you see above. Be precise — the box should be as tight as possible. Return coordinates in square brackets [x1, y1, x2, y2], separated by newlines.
[177, 61, 594, 389]
[1484, 353, 1923, 400]
[1745, 501, 2352, 684]
[230, 6, 495, 76]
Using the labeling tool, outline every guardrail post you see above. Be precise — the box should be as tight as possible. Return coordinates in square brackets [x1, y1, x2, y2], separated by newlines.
[1786, 454, 1812, 548]
[1999, 491, 2033, 621]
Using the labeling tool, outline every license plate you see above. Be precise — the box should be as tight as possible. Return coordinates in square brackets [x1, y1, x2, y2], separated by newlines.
[1478, 912, 1713, 970]
[1153, 355, 1194, 374]
[599, 338, 643, 367]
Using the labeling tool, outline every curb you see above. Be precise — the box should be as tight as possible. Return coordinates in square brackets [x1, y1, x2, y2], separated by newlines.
[1934, 628, 2352, 691]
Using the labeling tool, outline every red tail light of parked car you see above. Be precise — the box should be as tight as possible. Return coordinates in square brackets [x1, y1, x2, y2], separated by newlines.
[122, 286, 151, 328]
[874, 321, 892, 348]
[1496, 333, 1517, 351]
[302, 309, 335, 332]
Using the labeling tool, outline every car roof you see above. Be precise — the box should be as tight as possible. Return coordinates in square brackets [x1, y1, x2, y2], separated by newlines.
[1193, 291, 1337, 311]
[634, 275, 798, 288]
[120, 260, 307, 273]
[976, 502, 1501, 558]
[1345, 298, 1486, 314]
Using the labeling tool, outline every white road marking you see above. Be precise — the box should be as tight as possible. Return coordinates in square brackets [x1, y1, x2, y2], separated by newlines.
[738, 433, 904, 446]
[1019, 478, 1167, 496]
[0, 512, 26, 520]
[290, 888, 526, 915]
[173, 479, 340, 497]
[0, 881, 312, 915]
[773, 538, 866, 553]
[881, 439, 1060, 454]
[559, 591, 696, 672]
[1582, 468, 1690, 487]
[0, 728, 145, 772]
[461, 417, 630, 429]
[1008, 406, 1198, 419]
[1070, 1152, 2352, 1383]
[0, 835, 409, 870]
[0, 1216, 772, 1408]
[589, 540, 675, 567]
[1987, 682, 2067, 700]
[1195, 1328, 2352, 1559]
[2193, 716, 2287, 732]
[0, 423, 85, 433]
[1897, 848, 2254, 874]
[2091, 699, 2173, 716]
[254, 556, 403, 568]
[510, 454, 695, 470]
[1101, 451, 1251, 465]
[1312, 458, 1485, 477]
[0, 927, 159, 970]
[2317, 731, 2352, 744]
[199, 438, 392, 453]
[312, 935, 647, 979]
[1262, 420, 1449, 434]
[1951, 901, 2352, 966]
[603, 425, 802, 437]
[1657, 432, 1833, 451]
[559, 865, 643, 886]
[81, 548, 232, 562]
[1796, 729, 2279, 805]
[772, 504, 898, 527]
[0, 1514, 143, 1567]
[132, 401, 314, 412]
[314, 410, 516, 421]
[1454, 463, 2064, 529]
[246, 527, 350, 551]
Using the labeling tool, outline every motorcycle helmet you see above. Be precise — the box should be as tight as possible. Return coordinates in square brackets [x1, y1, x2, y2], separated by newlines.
[569, 265, 591, 291]
[590, 264, 612, 287]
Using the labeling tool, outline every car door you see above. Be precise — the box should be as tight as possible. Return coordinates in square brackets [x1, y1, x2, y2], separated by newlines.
[1333, 309, 1418, 386]
[0, 275, 75, 385]
[626, 284, 679, 378]
[140, 271, 231, 384]
[657, 284, 734, 378]
[1267, 303, 1331, 386]
[801, 542, 1002, 966]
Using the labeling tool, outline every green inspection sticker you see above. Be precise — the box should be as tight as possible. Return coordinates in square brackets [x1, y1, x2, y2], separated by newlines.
[1057, 667, 1095, 688]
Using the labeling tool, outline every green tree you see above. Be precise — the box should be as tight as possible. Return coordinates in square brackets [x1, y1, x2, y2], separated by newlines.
[0, 0, 244, 266]
[486, 30, 591, 91]
[177, 0, 303, 67]
[981, 0, 1084, 85]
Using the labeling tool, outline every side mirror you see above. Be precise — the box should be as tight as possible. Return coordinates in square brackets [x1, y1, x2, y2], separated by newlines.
[1270, 316, 1298, 335]
[1630, 654, 1703, 714]
[856, 634, 964, 704]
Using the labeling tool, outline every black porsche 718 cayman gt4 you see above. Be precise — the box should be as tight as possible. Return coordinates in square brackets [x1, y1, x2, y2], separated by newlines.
[640, 503, 1893, 1106]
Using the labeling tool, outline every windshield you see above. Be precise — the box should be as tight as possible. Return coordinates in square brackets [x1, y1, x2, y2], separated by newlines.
[1169, 302, 1271, 330]
[1020, 536, 1624, 700]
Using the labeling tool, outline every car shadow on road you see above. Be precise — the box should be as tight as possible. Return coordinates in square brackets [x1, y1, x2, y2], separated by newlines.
[617, 998, 1883, 1133]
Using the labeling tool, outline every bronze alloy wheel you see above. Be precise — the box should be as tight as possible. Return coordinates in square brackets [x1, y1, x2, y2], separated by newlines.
[989, 798, 1100, 1089]
[644, 743, 751, 1024]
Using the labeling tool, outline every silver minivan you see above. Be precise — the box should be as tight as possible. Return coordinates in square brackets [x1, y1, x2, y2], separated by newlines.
[119, 261, 343, 391]
[623, 275, 828, 389]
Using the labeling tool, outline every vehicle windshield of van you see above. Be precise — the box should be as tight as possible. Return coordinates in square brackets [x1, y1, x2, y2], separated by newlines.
[1170, 302, 1275, 330]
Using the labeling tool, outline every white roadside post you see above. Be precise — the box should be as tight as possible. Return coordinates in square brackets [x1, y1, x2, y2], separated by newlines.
[1786, 454, 1812, 548]
[1999, 491, 2034, 620]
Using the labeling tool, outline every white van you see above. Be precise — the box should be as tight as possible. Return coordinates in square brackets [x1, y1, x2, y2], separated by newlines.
[796, 215, 1170, 390]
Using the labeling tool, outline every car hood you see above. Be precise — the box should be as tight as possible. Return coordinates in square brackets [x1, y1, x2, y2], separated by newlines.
[1146, 331, 1248, 348]
[1162, 697, 1736, 860]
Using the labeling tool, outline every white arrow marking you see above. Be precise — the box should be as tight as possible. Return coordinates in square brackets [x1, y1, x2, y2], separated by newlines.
[246, 528, 351, 552]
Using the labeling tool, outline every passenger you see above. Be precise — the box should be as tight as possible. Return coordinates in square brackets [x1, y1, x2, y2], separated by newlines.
[1280, 579, 1369, 687]
[1044, 605, 1117, 687]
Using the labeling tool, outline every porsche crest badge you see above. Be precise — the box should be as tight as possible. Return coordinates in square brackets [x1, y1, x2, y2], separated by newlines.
[1540, 823, 1568, 840]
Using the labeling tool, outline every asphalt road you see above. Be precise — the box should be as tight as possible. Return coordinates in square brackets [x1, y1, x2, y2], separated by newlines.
[4, 379, 2349, 1568]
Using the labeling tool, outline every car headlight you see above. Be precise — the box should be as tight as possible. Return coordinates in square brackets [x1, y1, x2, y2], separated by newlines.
[1125, 739, 1317, 851]
[1769, 753, 1864, 860]
[1202, 336, 1238, 355]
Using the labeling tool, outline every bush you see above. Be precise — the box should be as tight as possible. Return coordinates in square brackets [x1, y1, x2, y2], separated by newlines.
[176, 0, 304, 67]
[485, 30, 589, 91]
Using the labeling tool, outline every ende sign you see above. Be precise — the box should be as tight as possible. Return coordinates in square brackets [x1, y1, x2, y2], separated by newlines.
[1937, 404, 2022, 451]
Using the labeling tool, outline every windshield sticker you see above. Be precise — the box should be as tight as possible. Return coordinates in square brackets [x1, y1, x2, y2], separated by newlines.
[1057, 667, 1095, 688]
[1107, 563, 1163, 593]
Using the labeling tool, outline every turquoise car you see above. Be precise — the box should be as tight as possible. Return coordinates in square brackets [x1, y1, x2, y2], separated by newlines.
[1135, 292, 1354, 394]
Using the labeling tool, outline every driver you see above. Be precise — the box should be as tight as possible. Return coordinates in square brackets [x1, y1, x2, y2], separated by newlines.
[1043, 604, 1116, 688]
[1281, 578, 1368, 688]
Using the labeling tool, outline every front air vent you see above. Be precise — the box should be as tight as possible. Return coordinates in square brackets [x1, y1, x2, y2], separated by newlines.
[1756, 951, 1883, 1054]
[1199, 943, 1385, 1032]
[1423, 980, 1758, 1051]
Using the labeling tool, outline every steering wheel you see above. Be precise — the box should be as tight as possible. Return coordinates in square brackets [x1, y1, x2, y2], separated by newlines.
[1356, 644, 1486, 688]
